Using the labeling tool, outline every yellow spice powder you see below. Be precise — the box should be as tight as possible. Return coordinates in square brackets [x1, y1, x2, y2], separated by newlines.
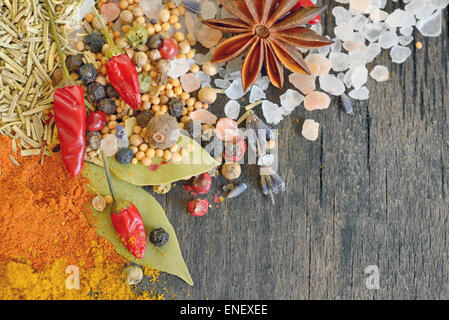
[0, 246, 164, 300]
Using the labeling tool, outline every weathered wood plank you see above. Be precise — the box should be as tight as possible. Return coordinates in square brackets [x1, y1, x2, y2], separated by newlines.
[148, 4, 448, 300]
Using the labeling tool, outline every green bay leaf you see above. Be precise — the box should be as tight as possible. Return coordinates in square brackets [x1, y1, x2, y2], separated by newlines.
[82, 163, 193, 286]
[108, 134, 219, 186]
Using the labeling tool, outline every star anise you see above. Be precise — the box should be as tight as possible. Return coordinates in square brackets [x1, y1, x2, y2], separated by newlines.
[202, 0, 332, 91]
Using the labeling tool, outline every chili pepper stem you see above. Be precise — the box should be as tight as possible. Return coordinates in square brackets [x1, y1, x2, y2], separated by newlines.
[102, 150, 117, 204]
[91, 6, 123, 58]
[44, 0, 72, 86]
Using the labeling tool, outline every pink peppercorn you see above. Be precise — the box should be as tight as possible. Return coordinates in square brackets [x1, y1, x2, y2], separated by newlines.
[184, 173, 212, 196]
[86, 111, 107, 131]
[159, 39, 179, 60]
[188, 199, 209, 217]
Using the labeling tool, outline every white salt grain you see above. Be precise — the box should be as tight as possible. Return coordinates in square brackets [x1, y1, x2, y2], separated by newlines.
[280, 89, 304, 115]
[302, 119, 320, 141]
[224, 100, 241, 120]
[390, 45, 412, 63]
[262, 101, 284, 124]
[370, 65, 389, 82]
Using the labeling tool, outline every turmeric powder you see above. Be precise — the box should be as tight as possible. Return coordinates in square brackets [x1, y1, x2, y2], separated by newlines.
[0, 136, 164, 299]
[0, 248, 164, 300]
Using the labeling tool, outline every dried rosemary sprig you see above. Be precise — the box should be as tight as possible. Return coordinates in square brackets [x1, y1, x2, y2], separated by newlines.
[0, 0, 81, 155]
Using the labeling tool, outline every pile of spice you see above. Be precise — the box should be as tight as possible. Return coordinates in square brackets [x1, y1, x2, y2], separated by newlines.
[56, 0, 316, 211]
[0, 0, 95, 157]
[3, 0, 446, 296]
[74, 0, 218, 170]
[0, 135, 163, 299]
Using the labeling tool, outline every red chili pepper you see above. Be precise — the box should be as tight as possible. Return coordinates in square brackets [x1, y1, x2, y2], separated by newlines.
[53, 86, 87, 177]
[46, 0, 86, 177]
[93, 7, 141, 110]
[111, 202, 147, 259]
[183, 173, 212, 196]
[293, 0, 321, 24]
[103, 150, 147, 259]
[188, 199, 209, 217]
[105, 54, 141, 110]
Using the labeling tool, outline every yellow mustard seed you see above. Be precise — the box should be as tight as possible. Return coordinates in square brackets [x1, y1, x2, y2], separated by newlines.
[105, 195, 114, 204]
[169, 15, 179, 24]
[174, 86, 183, 95]
[141, 157, 152, 166]
[163, 150, 172, 160]
[174, 32, 185, 42]
[108, 121, 118, 130]
[136, 16, 146, 25]
[190, 64, 200, 73]
[179, 5, 186, 15]
[154, 23, 162, 32]
[155, 149, 164, 158]
[146, 148, 156, 158]
[135, 151, 145, 161]
[147, 25, 155, 35]
[139, 144, 148, 152]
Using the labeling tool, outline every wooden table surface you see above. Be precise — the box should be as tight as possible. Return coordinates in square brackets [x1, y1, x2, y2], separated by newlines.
[144, 3, 449, 300]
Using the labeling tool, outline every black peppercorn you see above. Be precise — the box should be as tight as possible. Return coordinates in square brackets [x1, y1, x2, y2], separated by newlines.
[184, 120, 202, 138]
[150, 18, 157, 24]
[79, 63, 97, 84]
[136, 110, 153, 127]
[83, 32, 105, 54]
[66, 54, 84, 73]
[168, 98, 184, 118]
[106, 84, 118, 98]
[98, 98, 117, 115]
[115, 148, 134, 164]
[149, 228, 169, 247]
[87, 82, 107, 102]
[147, 34, 164, 49]
[86, 131, 102, 151]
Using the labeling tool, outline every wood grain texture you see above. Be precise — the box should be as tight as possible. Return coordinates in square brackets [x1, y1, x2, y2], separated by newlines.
[144, 3, 449, 299]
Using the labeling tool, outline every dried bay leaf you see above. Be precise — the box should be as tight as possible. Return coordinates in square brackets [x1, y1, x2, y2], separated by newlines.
[107, 135, 219, 186]
[82, 163, 193, 286]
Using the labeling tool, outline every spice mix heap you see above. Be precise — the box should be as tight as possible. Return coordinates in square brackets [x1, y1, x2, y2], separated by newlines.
[0, 0, 332, 296]
[0, 136, 163, 300]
